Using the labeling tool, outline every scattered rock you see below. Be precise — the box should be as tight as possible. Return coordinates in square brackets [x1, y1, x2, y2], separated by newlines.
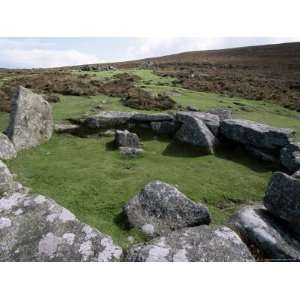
[280, 143, 300, 173]
[125, 225, 254, 262]
[0, 192, 122, 261]
[186, 106, 199, 112]
[0, 133, 16, 160]
[54, 124, 80, 134]
[175, 116, 218, 154]
[123, 181, 210, 236]
[5, 86, 53, 151]
[220, 119, 295, 150]
[119, 147, 144, 157]
[115, 130, 140, 148]
[264, 172, 300, 234]
[230, 206, 300, 261]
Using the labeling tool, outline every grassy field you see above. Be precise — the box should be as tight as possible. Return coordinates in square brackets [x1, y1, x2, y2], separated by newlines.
[1, 68, 300, 248]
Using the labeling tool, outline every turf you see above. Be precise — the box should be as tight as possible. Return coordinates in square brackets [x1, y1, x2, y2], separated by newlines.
[1, 68, 300, 248]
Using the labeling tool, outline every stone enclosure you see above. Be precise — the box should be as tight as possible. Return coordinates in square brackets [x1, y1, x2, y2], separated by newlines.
[1, 86, 300, 261]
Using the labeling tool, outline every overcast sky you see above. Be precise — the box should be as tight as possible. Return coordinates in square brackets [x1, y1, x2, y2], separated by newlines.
[0, 37, 299, 69]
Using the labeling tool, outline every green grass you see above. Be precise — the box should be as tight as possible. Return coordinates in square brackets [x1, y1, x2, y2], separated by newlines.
[2, 68, 300, 248]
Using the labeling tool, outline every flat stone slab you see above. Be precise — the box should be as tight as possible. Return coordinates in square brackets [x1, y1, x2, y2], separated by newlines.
[0, 192, 122, 261]
[264, 172, 300, 234]
[0, 133, 16, 160]
[126, 225, 254, 262]
[230, 206, 300, 261]
[6, 86, 53, 151]
[54, 123, 80, 134]
[130, 113, 174, 123]
[280, 143, 300, 173]
[123, 181, 210, 236]
[220, 119, 295, 150]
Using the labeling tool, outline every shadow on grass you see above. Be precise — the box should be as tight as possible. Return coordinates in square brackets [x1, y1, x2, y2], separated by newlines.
[105, 140, 116, 151]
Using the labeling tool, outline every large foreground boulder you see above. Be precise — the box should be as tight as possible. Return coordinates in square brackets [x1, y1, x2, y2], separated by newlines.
[175, 115, 218, 154]
[6, 86, 53, 151]
[0, 133, 16, 160]
[264, 172, 300, 233]
[123, 181, 210, 236]
[126, 225, 254, 262]
[220, 119, 295, 150]
[230, 206, 300, 261]
[0, 192, 122, 261]
[280, 143, 300, 173]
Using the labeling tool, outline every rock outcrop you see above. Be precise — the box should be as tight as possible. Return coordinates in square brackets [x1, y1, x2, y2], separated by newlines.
[0, 192, 122, 262]
[230, 206, 300, 261]
[220, 119, 295, 150]
[6, 86, 53, 151]
[126, 225, 254, 262]
[0, 133, 16, 160]
[264, 172, 300, 234]
[280, 143, 300, 173]
[123, 181, 210, 236]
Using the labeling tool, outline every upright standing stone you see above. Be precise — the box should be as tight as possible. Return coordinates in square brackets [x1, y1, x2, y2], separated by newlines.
[6, 86, 53, 151]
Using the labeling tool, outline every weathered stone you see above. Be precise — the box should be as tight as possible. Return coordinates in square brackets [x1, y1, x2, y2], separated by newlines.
[54, 124, 80, 134]
[0, 193, 122, 261]
[82, 111, 136, 130]
[6, 86, 53, 151]
[0, 160, 23, 196]
[123, 181, 210, 236]
[292, 169, 300, 179]
[115, 130, 140, 148]
[280, 143, 300, 173]
[0, 133, 16, 160]
[230, 206, 300, 261]
[244, 145, 276, 162]
[150, 121, 179, 135]
[175, 117, 218, 154]
[207, 108, 233, 121]
[130, 113, 174, 123]
[264, 172, 300, 233]
[176, 111, 220, 135]
[119, 147, 144, 157]
[125, 225, 254, 262]
[220, 119, 295, 150]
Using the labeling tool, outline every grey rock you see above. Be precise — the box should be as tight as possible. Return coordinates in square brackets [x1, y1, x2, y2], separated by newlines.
[230, 206, 300, 261]
[6, 87, 53, 151]
[175, 117, 218, 154]
[0, 133, 16, 160]
[100, 129, 116, 137]
[126, 225, 254, 262]
[292, 169, 300, 179]
[123, 181, 210, 236]
[220, 119, 295, 150]
[280, 143, 300, 173]
[130, 113, 174, 123]
[207, 108, 233, 121]
[244, 145, 276, 162]
[264, 172, 300, 233]
[0, 160, 23, 196]
[83, 111, 136, 130]
[119, 147, 144, 157]
[115, 130, 140, 148]
[186, 106, 199, 112]
[150, 121, 179, 135]
[176, 111, 220, 135]
[0, 192, 122, 261]
[54, 124, 80, 134]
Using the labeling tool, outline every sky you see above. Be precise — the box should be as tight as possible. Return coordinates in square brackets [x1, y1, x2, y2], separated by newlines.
[0, 37, 299, 69]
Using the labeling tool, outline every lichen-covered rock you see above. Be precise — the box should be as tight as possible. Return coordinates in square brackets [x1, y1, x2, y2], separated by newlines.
[0, 193, 122, 261]
[119, 147, 144, 157]
[0, 133, 16, 160]
[6, 86, 53, 151]
[280, 143, 300, 173]
[0, 160, 23, 196]
[220, 119, 295, 150]
[175, 116, 218, 154]
[230, 206, 300, 261]
[264, 172, 300, 233]
[176, 111, 220, 135]
[115, 130, 140, 148]
[123, 181, 210, 236]
[125, 225, 254, 262]
[82, 111, 136, 130]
